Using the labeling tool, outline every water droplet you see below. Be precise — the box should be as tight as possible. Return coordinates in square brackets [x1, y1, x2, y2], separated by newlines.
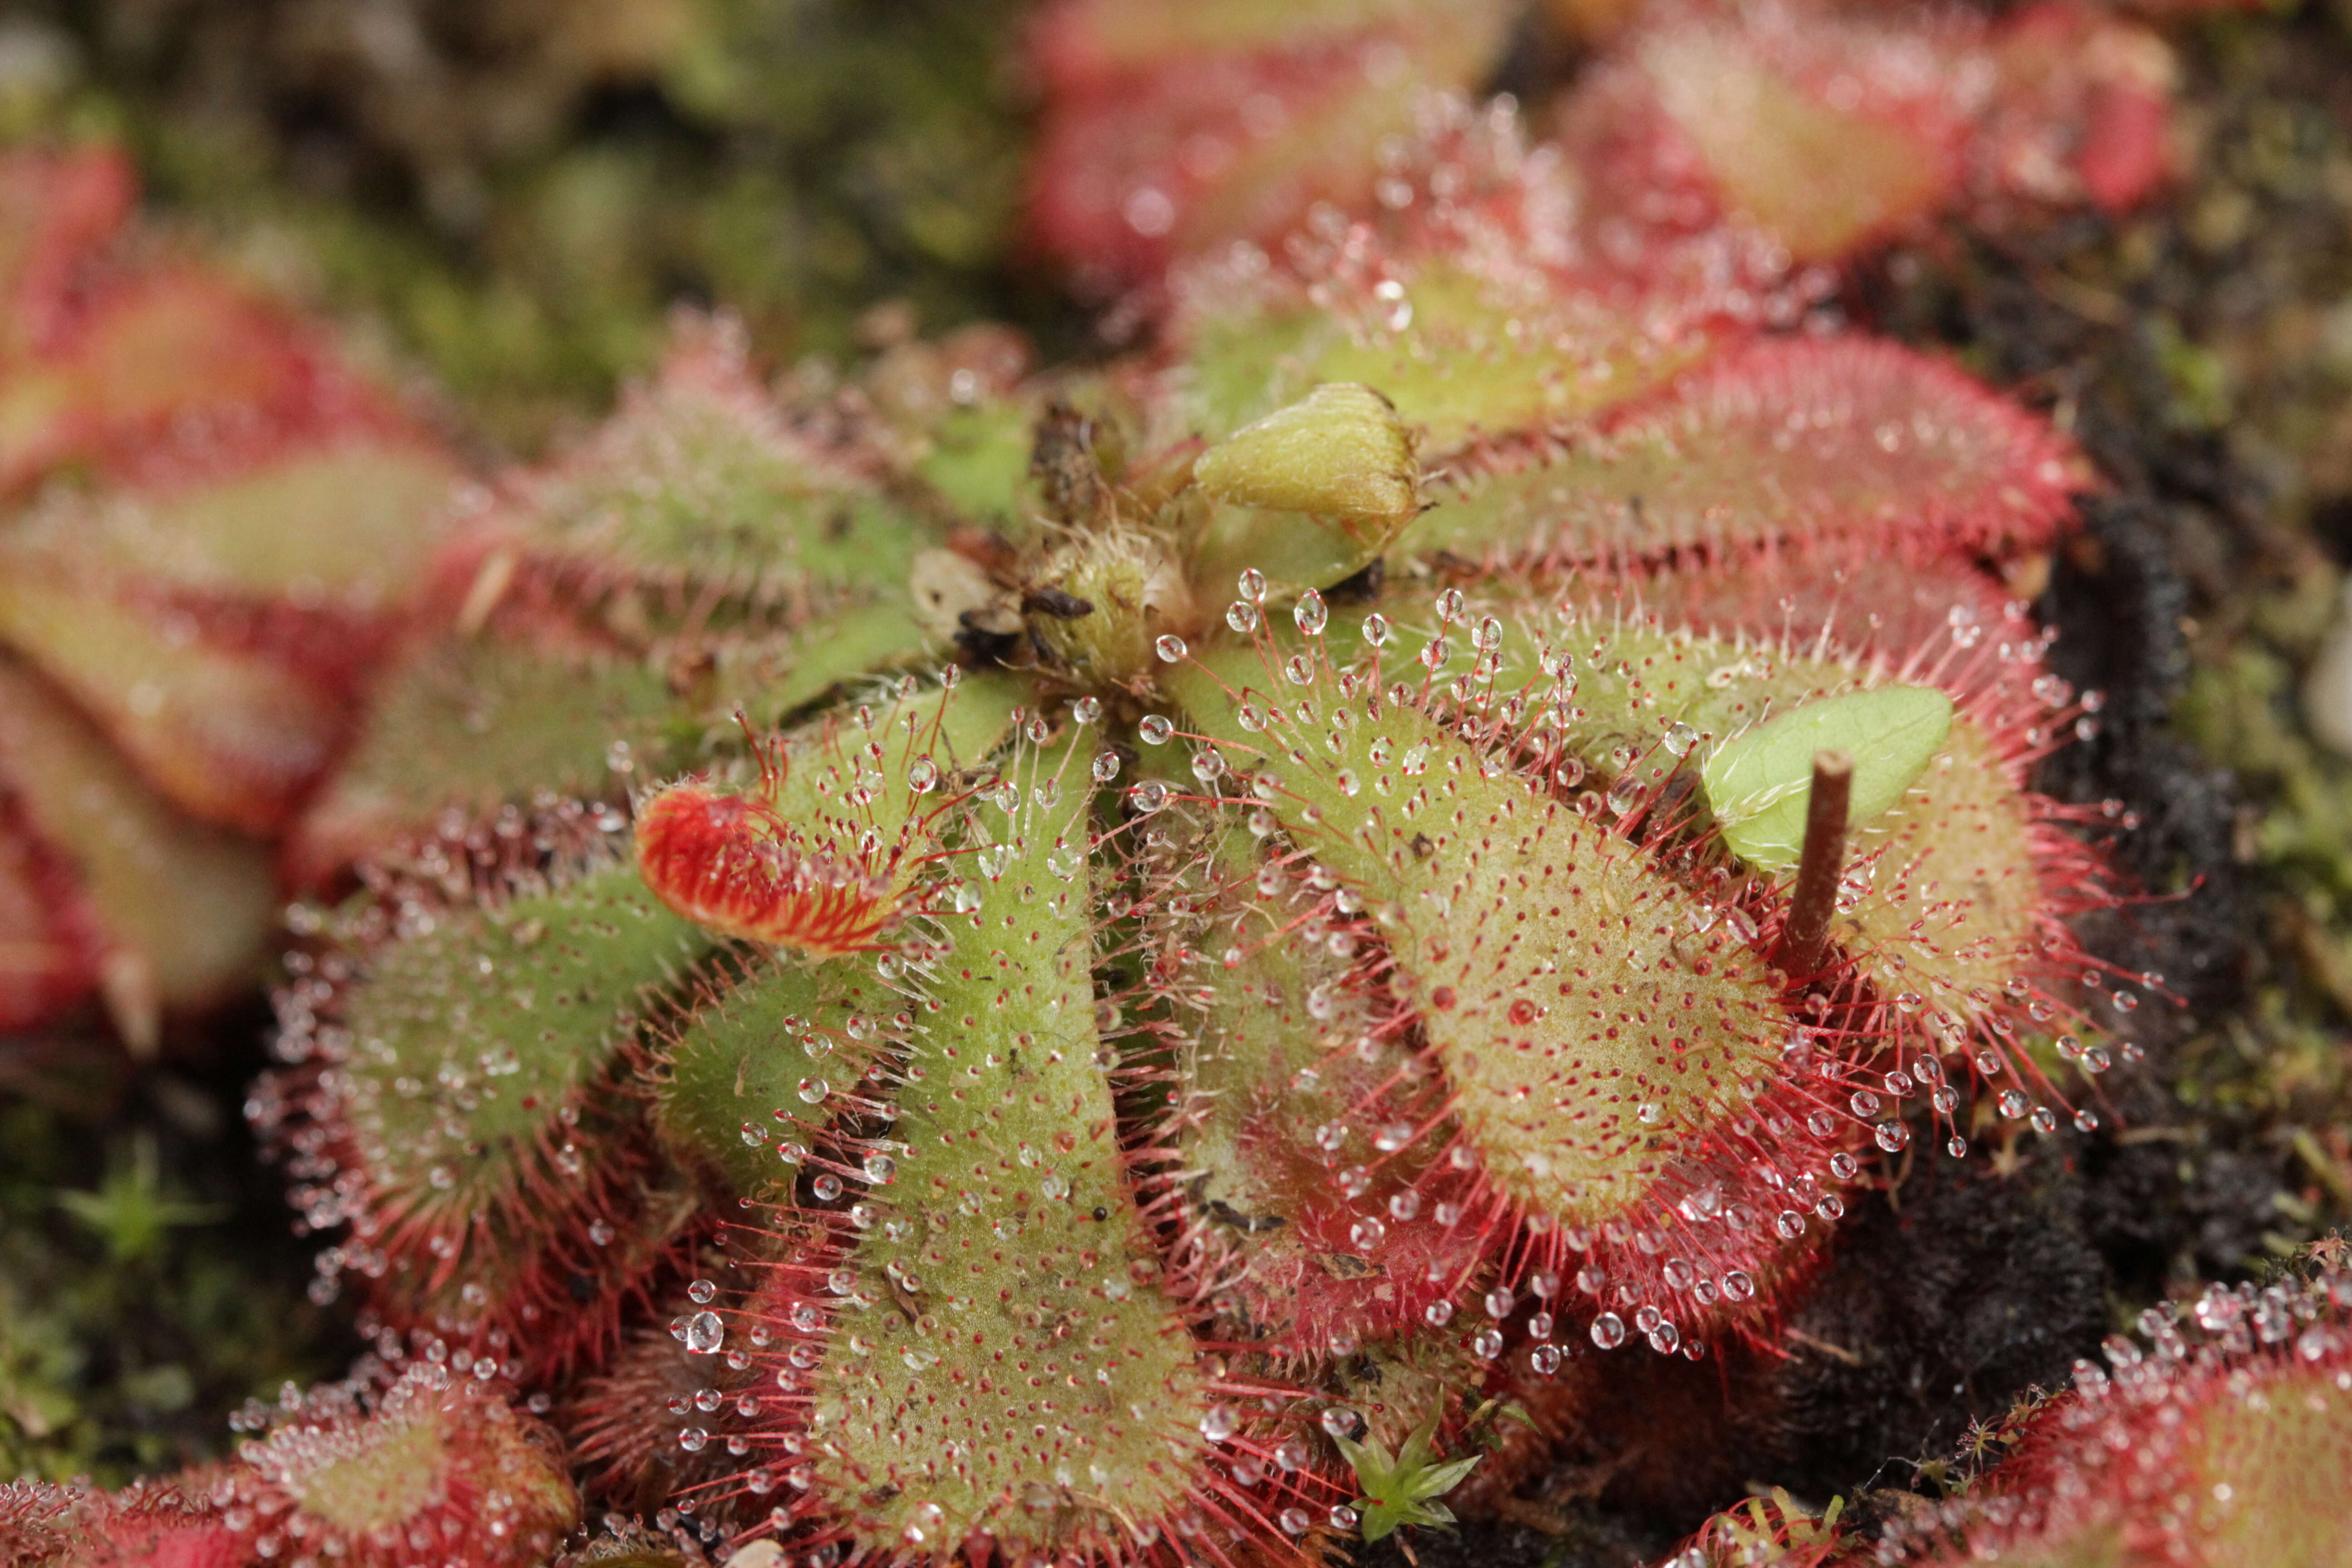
[1279, 1509, 1312, 1536]
[906, 757, 938, 794]
[1590, 1313, 1627, 1349]
[682, 1312, 724, 1354]
[1434, 589, 1465, 622]
[1200, 1404, 1239, 1443]
[678, 1426, 709, 1452]
[1129, 781, 1169, 813]
[1722, 1271, 1755, 1302]
[798, 1077, 829, 1105]
[812, 1174, 843, 1202]
[689, 1279, 717, 1304]
[1237, 568, 1268, 601]
[1998, 1089, 2029, 1119]
[862, 1152, 896, 1183]
[1775, 1210, 1806, 1239]
[1875, 1122, 1911, 1153]
[1351, 1217, 1386, 1250]
[1647, 1322, 1681, 1354]
[1473, 1329, 1504, 1359]
[1662, 721, 1699, 757]
[1226, 601, 1261, 634]
[1362, 613, 1391, 647]
[1320, 1405, 1363, 1440]
[1329, 1505, 1361, 1533]
[1092, 751, 1121, 783]
[1294, 591, 1329, 636]
[1156, 634, 1189, 662]
[1470, 616, 1504, 652]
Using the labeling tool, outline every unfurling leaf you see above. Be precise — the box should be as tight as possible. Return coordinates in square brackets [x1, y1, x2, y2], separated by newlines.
[1701, 686, 1953, 872]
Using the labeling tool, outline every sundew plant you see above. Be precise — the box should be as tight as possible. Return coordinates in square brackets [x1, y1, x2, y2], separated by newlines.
[2, 2, 2312, 1567]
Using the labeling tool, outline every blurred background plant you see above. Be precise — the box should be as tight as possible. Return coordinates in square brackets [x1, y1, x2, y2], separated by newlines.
[0, 0, 1046, 454]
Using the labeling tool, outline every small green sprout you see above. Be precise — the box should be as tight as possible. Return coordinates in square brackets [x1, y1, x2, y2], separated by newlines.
[54, 1132, 226, 1264]
[1334, 1412, 1486, 1543]
[1701, 686, 1953, 871]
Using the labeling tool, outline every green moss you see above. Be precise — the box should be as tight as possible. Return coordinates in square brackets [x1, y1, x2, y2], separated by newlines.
[0, 1075, 343, 1485]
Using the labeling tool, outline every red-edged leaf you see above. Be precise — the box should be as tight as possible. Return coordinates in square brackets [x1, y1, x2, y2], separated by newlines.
[1408, 336, 2087, 564]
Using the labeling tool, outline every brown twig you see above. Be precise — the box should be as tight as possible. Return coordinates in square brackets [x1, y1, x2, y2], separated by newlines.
[1776, 750, 1853, 980]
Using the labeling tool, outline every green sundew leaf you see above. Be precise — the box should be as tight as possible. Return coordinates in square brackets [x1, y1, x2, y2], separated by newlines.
[804, 739, 1217, 1558]
[1701, 686, 1953, 873]
[1186, 261, 1708, 451]
[344, 862, 715, 1215]
[292, 632, 679, 876]
[528, 337, 934, 598]
[1645, 29, 1946, 264]
[656, 955, 902, 1195]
